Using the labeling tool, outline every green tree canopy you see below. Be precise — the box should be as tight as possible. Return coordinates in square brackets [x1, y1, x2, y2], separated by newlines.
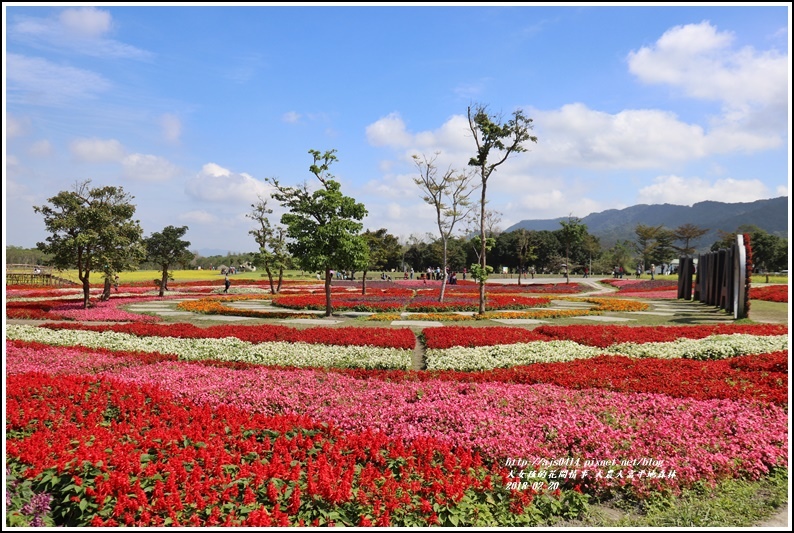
[268, 149, 369, 316]
[145, 225, 194, 297]
[467, 103, 537, 313]
[634, 223, 664, 271]
[558, 216, 587, 283]
[34, 180, 145, 308]
[360, 228, 403, 293]
[673, 223, 710, 257]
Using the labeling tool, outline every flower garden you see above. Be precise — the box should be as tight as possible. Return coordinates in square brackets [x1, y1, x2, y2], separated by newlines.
[5, 276, 790, 527]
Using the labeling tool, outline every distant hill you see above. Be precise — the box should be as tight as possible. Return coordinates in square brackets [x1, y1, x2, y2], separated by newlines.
[505, 196, 789, 252]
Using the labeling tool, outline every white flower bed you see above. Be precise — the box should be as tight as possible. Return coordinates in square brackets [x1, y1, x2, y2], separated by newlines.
[608, 334, 789, 360]
[425, 340, 604, 371]
[5, 325, 411, 370]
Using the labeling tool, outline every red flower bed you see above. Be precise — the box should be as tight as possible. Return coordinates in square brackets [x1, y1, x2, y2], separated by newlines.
[442, 284, 587, 295]
[423, 324, 788, 349]
[337, 352, 788, 406]
[422, 327, 549, 349]
[6, 373, 532, 527]
[39, 322, 417, 350]
[750, 285, 788, 303]
[273, 292, 550, 313]
[273, 293, 408, 312]
[7, 301, 67, 320]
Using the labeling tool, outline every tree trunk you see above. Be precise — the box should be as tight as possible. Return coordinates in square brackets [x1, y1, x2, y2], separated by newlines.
[266, 265, 276, 294]
[276, 267, 283, 293]
[479, 179, 487, 314]
[81, 275, 91, 308]
[362, 270, 368, 295]
[518, 258, 523, 286]
[325, 268, 332, 317]
[100, 276, 112, 301]
[439, 240, 448, 303]
[160, 267, 168, 297]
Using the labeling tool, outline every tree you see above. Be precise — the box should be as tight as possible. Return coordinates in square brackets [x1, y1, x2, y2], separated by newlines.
[581, 233, 601, 276]
[713, 225, 788, 274]
[650, 228, 677, 271]
[673, 223, 709, 257]
[145, 225, 194, 297]
[467, 103, 537, 313]
[513, 229, 537, 285]
[466, 208, 503, 282]
[558, 216, 587, 283]
[413, 153, 478, 301]
[608, 240, 634, 274]
[526, 230, 561, 273]
[361, 228, 401, 294]
[634, 224, 664, 273]
[267, 149, 369, 316]
[247, 196, 290, 294]
[34, 180, 145, 308]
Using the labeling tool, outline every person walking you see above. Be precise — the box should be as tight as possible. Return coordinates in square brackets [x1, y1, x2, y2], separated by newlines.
[224, 275, 231, 293]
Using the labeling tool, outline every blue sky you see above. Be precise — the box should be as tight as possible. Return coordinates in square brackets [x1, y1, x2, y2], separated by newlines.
[4, 3, 791, 255]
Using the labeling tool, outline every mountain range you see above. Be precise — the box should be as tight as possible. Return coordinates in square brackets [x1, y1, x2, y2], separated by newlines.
[504, 196, 789, 253]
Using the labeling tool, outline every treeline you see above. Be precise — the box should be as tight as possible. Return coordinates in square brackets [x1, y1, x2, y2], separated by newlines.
[7, 221, 787, 276]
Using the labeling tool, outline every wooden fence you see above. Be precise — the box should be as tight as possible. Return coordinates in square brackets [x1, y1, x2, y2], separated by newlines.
[5, 264, 79, 287]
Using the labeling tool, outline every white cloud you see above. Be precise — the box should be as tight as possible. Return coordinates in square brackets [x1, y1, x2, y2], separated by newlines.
[366, 113, 414, 148]
[363, 172, 419, 199]
[225, 53, 264, 83]
[161, 114, 182, 143]
[70, 138, 125, 162]
[11, 8, 150, 59]
[627, 21, 788, 133]
[185, 163, 272, 204]
[453, 80, 487, 100]
[504, 192, 607, 224]
[6, 54, 111, 105]
[28, 140, 53, 157]
[282, 111, 301, 124]
[5, 176, 37, 205]
[59, 7, 112, 38]
[5, 155, 21, 175]
[530, 103, 708, 169]
[122, 154, 180, 182]
[178, 210, 218, 225]
[7, 115, 30, 138]
[637, 175, 769, 205]
[362, 199, 439, 239]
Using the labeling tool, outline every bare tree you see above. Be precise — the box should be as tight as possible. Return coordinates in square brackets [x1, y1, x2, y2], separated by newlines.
[413, 153, 478, 302]
[247, 196, 289, 294]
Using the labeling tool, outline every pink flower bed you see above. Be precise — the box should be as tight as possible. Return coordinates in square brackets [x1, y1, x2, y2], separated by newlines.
[6, 341, 787, 498]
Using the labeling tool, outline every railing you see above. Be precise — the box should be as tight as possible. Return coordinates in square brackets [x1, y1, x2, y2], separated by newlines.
[5, 264, 80, 287]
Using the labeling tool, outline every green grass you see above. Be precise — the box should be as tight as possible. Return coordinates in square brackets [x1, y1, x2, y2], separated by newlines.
[559, 467, 789, 527]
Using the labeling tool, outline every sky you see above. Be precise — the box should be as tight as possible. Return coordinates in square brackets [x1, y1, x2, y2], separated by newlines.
[3, 3, 791, 256]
